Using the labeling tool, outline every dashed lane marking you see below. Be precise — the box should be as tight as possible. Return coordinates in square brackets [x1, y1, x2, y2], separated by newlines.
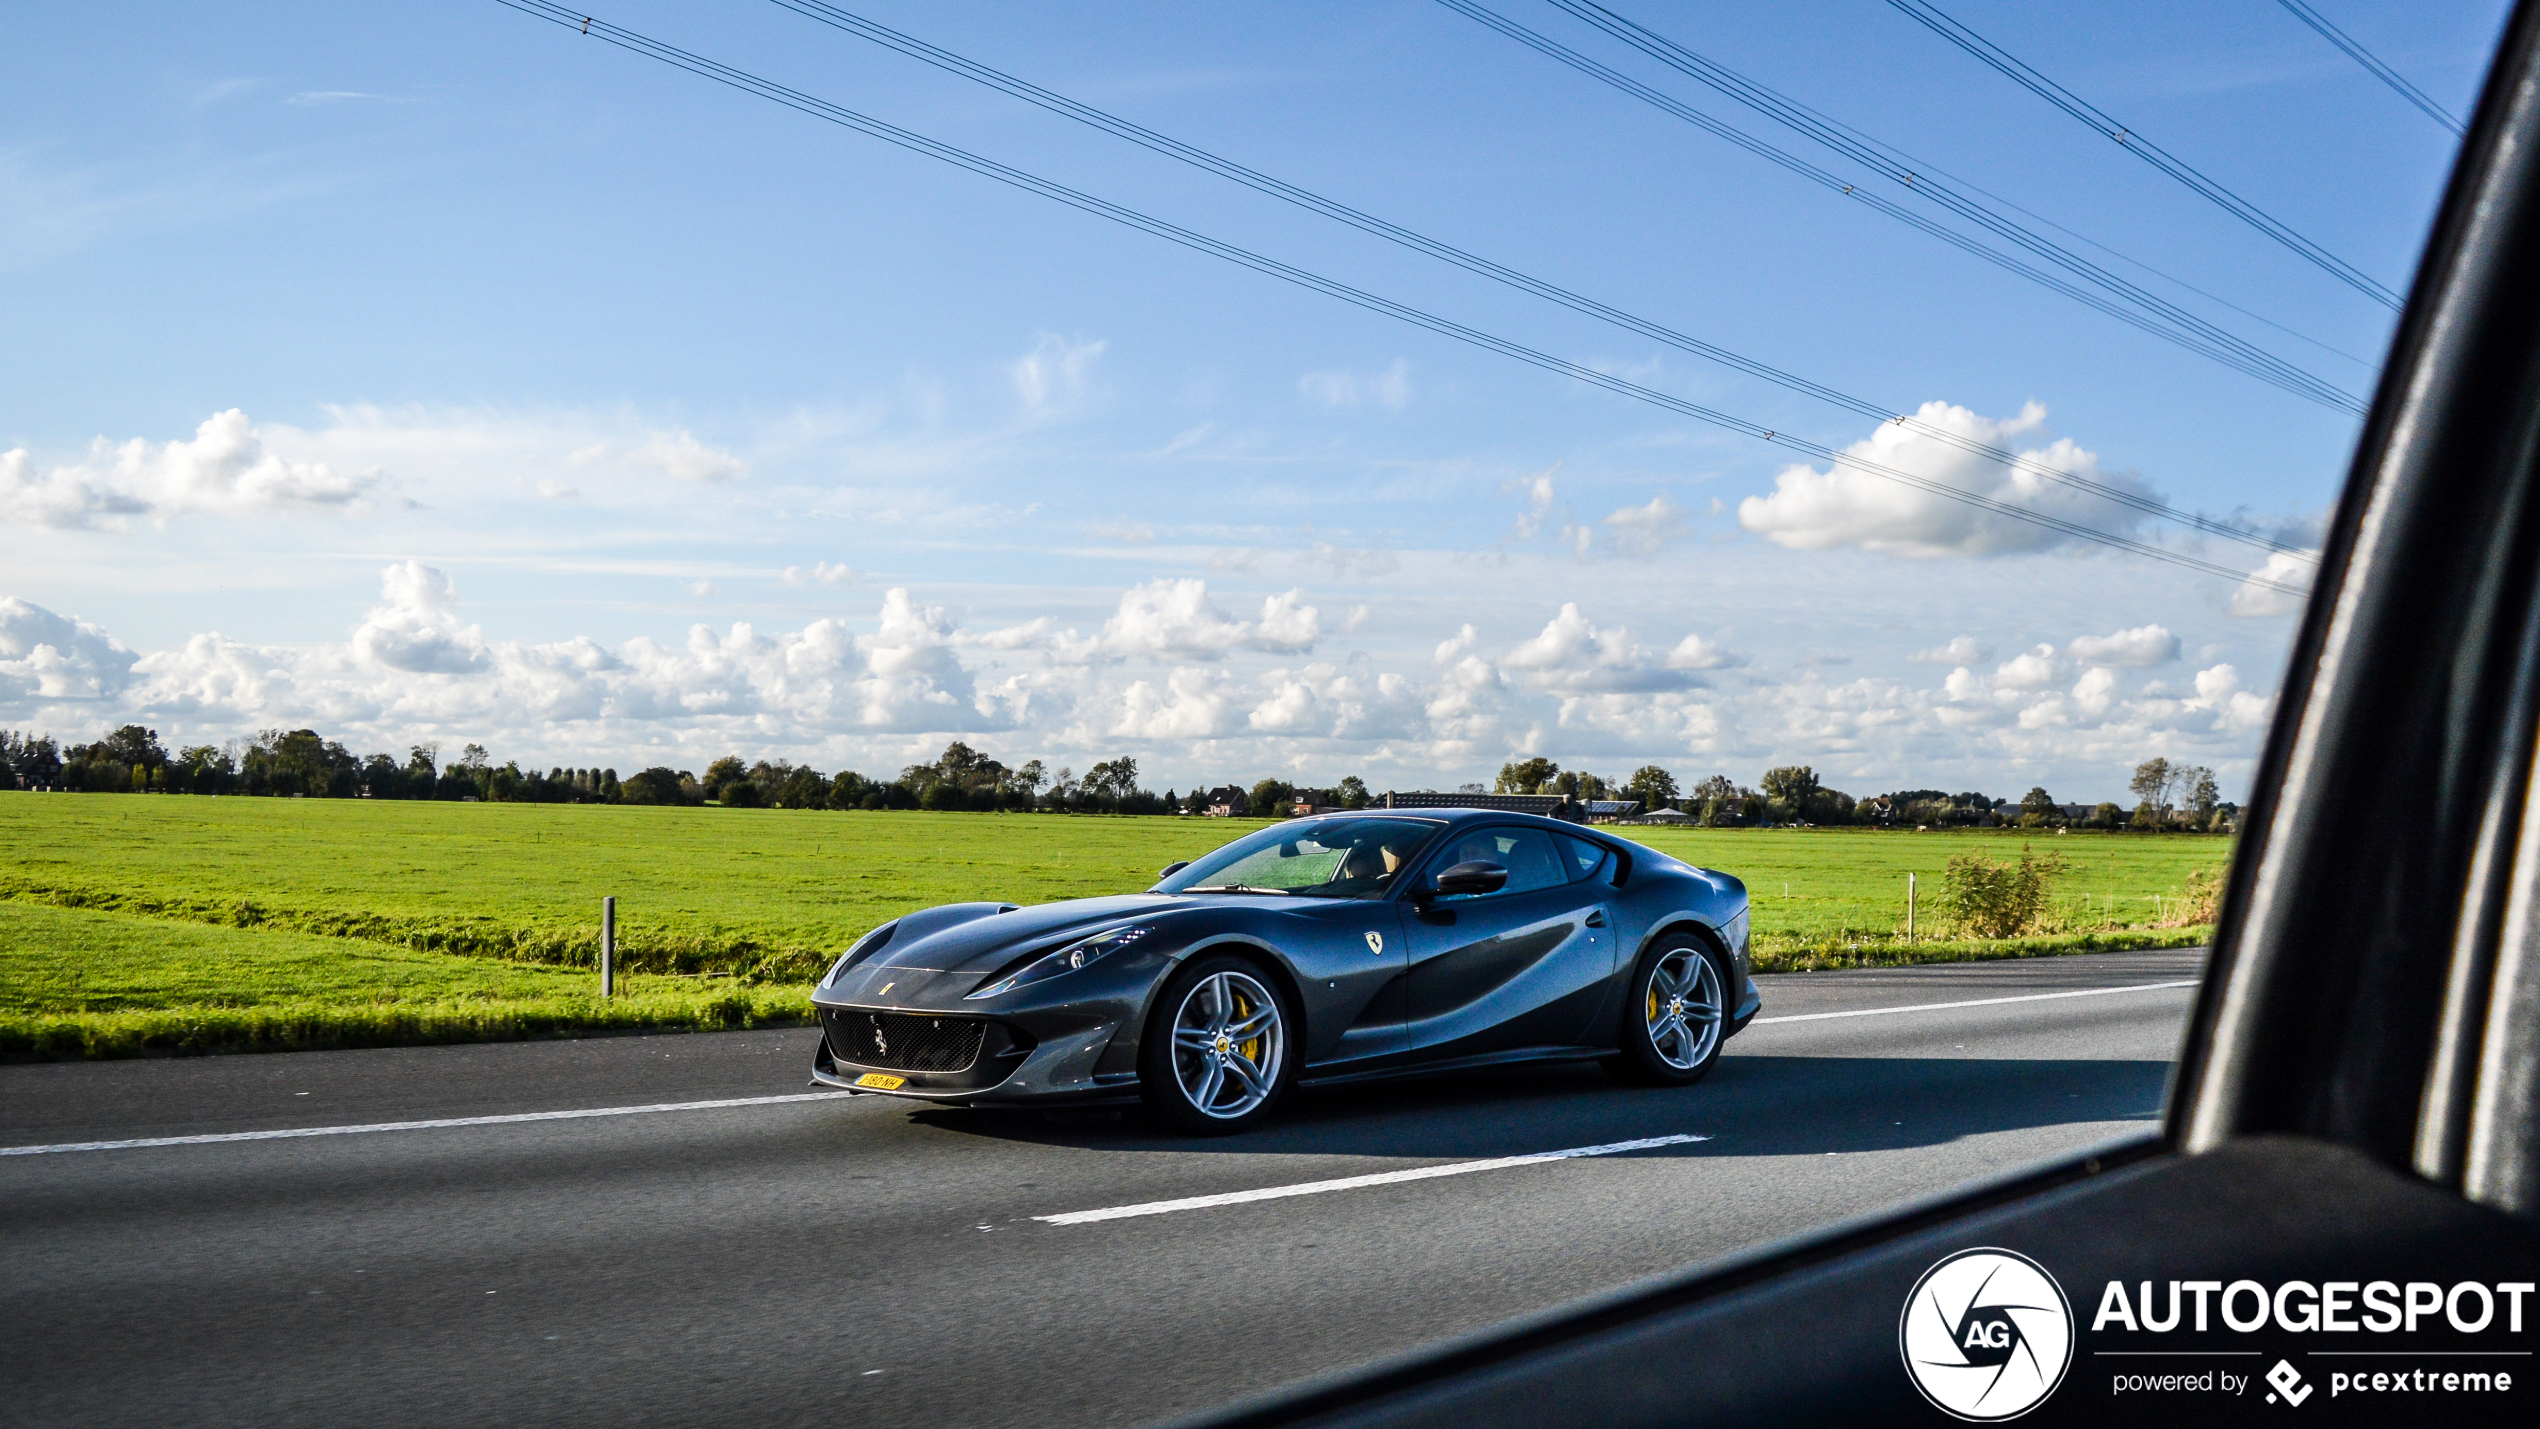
[1034, 1133, 1710, 1226]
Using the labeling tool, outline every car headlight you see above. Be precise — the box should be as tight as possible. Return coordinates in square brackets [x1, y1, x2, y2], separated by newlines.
[966, 925, 1154, 999]
[822, 920, 899, 986]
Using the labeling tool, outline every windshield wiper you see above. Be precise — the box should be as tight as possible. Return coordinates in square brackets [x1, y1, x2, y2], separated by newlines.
[1182, 884, 1296, 896]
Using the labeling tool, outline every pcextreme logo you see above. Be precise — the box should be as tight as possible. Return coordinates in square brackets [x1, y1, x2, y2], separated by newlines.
[1900, 1248, 2076, 1421]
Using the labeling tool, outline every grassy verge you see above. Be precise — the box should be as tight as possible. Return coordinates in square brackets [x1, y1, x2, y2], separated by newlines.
[0, 901, 810, 1062]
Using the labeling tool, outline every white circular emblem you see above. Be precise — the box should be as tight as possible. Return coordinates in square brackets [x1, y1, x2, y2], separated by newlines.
[1898, 1247, 2073, 1421]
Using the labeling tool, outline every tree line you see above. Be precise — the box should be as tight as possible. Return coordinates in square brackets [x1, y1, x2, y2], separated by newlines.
[0, 726, 2234, 830]
[1494, 756, 2234, 832]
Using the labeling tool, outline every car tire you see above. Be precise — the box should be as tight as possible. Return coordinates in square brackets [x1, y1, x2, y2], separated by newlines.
[1139, 953, 1298, 1135]
[1609, 934, 1730, 1087]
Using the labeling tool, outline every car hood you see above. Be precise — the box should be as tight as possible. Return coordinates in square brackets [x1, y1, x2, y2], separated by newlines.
[863, 894, 1177, 977]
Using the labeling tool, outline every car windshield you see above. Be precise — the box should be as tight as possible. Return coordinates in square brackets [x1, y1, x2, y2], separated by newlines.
[1156, 818, 1440, 898]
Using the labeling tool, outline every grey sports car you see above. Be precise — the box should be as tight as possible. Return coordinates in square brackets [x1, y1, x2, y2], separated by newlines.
[808, 807, 1756, 1132]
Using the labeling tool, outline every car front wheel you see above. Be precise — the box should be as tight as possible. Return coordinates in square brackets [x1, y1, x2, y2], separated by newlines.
[1139, 954, 1295, 1134]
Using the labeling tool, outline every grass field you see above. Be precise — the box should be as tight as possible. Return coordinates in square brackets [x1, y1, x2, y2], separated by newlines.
[0, 794, 2228, 1059]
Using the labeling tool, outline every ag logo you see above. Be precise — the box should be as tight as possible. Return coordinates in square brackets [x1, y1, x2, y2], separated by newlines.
[1365, 932, 1385, 955]
[1899, 1248, 2074, 1421]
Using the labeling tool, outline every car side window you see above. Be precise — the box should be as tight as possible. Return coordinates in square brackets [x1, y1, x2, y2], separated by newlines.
[1556, 834, 1610, 883]
[1435, 827, 1569, 898]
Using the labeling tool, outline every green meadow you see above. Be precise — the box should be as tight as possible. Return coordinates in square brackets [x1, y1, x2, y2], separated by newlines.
[0, 795, 2226, 1059]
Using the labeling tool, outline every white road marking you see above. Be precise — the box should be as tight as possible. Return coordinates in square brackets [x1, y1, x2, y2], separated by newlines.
[0, 1092, 848, 1158]
[1750, 979, 2199, 1026]
[1035, 1132, 1709, 1226]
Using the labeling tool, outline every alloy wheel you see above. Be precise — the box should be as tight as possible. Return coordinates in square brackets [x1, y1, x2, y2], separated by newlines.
[1644, 946, 1724, 1071]
[1168, 969, 1285, 1120]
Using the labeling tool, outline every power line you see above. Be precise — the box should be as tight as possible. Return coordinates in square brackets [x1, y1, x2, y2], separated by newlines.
[1435, 0, 2364, 416]
[1884, 0, 2404, 310]
[2275, 0, 2465, 135]
[488, 1, 2308, 596]
[761, 0, 2307, 555]
[1538, 0, 2376, 379]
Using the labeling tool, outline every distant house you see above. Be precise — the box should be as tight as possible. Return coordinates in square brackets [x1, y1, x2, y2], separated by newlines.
[1633, 806, 1695, 824]
[1203, 785, 1247, 817]
[1582, 799, 1643, 823]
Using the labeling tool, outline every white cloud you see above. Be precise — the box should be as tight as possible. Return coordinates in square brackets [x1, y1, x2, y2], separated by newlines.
[1502, 604, 1707, 694]
[2066, 623, 2180, 667]
[351, 562, 489, 675]
[1665, 632, 1742, 670]
[1011, 334, 1106, 412]
[1909, 636, 1992, 665]
[2231, 550, 2318, 617]
[1097, 579, 1320, 659]
[1114, 668, 1228, 738]
[1603, 494, 1688, 557]
[782, 562, 856, 588]
[1993, 644, 2060, 689]
[0, 598, 139, 707]
[1738, 401, 2160, 558]
[1508, 467, 1559, 538]
[1091, 523, 1155, 543]
[631, 429, 747, 484]
[1298, 358, 1412, 410]
[686, 580, 720, 599]
[2, 410, 378, 528]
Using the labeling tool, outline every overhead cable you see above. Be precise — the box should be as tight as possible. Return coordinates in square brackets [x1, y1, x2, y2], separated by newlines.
[761, 0, 2304, 555]
[1536, 0, 2366, 405]
[489, 1, 2307, 595]
[1434, 0, 2362, 416]
[2275, 0, 2465, 135]
[1884, 0, 2404, 310]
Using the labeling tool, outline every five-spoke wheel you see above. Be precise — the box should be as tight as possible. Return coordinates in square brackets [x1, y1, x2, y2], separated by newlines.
[1141, 956, 1293, 1133]
[1613, 935, 1729, 1085]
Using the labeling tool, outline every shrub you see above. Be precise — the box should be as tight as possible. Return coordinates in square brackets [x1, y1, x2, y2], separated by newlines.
[1940, 844, 2072, 938]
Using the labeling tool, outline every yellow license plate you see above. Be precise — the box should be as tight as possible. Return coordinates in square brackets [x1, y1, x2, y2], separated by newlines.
[855, 1072, 906, 1090]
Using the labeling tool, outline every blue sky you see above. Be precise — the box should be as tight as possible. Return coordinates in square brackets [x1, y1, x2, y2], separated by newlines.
[0, 0, 2507, 800]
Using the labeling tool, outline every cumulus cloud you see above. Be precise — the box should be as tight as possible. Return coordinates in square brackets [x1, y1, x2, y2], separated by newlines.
[0, 576, 2285, 800]
[1298, 358, 1411, 410]
[2231, 550, 2319, 617]
[1739, 401, 2160, 558]
[1909, 636, 1992, 665]
[352, 563, 489, 675]
[631, 429, 747, 484]
[1098, 579, 1319, 659]
[0, 598, 139, 707]
[1993, 644, 2060, 689]
[2066, 623, 2180, 667]
[1501, 604, 1708, 694]
[1114, 668, 1228, 738]
[1, 410, 378, 528]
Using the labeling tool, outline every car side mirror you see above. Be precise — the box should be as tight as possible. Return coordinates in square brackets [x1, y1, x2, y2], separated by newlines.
[1432, 860, 1508, 898]
[1158, 860, 1190, 878]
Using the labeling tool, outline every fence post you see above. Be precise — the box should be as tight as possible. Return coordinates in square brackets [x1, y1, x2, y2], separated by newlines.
[601, 896, 615, 998]
[1906, 873, 1917, 941]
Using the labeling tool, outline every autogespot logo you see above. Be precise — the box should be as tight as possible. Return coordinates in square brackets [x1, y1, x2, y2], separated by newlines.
[1901, 1248, 2076, 1421]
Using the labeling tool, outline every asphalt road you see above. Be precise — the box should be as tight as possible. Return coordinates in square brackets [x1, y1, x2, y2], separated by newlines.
[0, 949, 2201, 1428]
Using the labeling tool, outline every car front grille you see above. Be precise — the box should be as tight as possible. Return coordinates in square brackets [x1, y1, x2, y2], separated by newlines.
[825, 1010, 987, 1073]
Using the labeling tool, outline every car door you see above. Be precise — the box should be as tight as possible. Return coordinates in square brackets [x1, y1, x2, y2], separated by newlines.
[1400, 825, 1614, 1058]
